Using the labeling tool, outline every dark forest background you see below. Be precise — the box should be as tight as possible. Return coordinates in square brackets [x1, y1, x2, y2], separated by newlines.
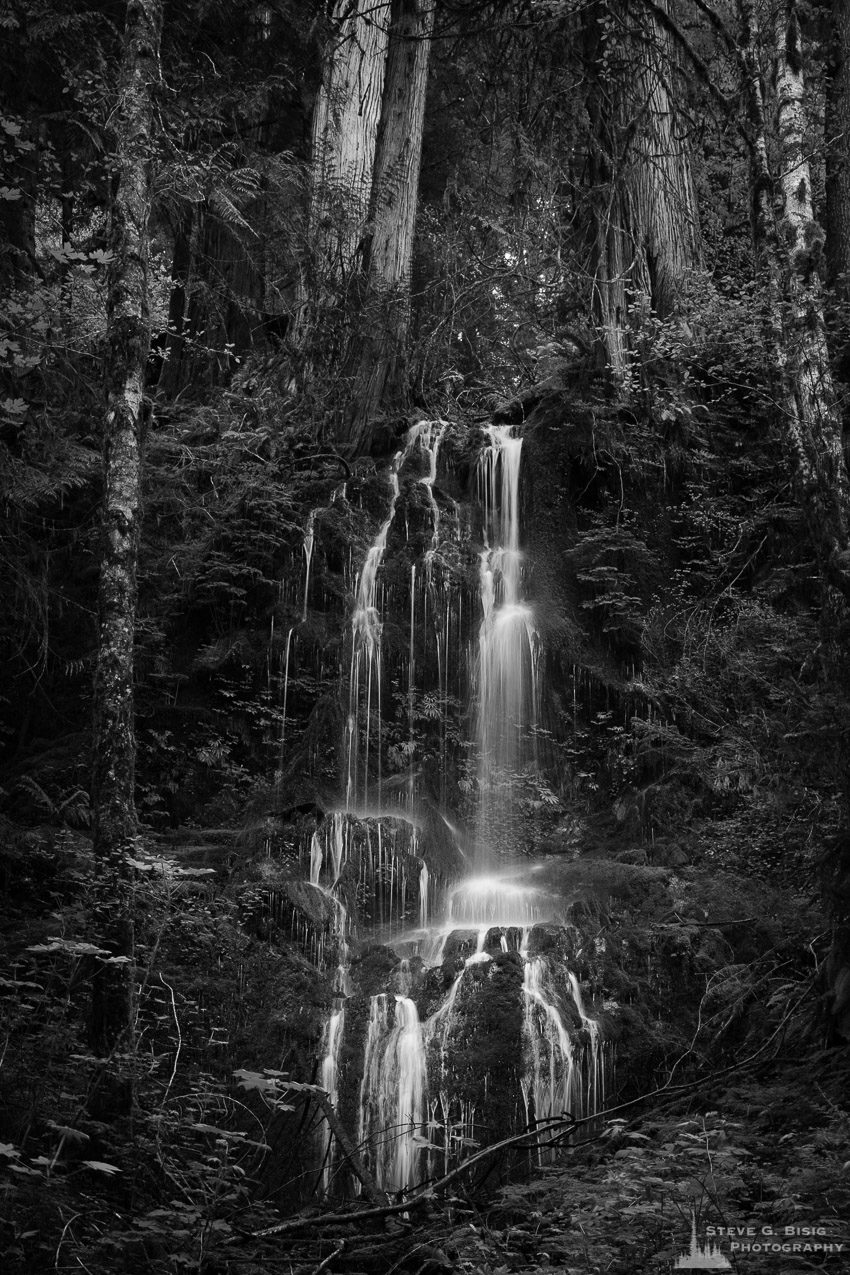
[2, 0, 850, 1271]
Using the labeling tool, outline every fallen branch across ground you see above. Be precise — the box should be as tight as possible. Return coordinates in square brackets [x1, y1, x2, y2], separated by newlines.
[246, 979, 813, 1243]
[249, 1113, 577, 1238]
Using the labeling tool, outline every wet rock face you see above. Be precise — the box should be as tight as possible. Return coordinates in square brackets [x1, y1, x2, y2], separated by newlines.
[267, 418, 805, 1202]
[262, 423, 621, 1197]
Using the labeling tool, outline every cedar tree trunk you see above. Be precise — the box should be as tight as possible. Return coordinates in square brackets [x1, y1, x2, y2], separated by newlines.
[339, 0, 435, 455]
[300, 0, 390, 320]
[583, 0, 700, 376]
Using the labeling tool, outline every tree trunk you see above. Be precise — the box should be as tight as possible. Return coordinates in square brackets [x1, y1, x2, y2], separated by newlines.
[301, 0, 390, 311]
[339, 0, 435, 455]
[583, 0, 700, 377]
[740, 0, 850, 1040]
[584, 2, 631, 379]
[89, 0, 161, 1112]
[628, 0, 701, 318]
[772, 1, 850, 598]
[825, 0, 850, 300]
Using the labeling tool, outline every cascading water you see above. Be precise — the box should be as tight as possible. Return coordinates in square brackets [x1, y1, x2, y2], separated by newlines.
[345, 421, 446, 813]
[358, 993, 427, 1191]
[305, 420, 611, 1197]
[475, 425, 540, 861]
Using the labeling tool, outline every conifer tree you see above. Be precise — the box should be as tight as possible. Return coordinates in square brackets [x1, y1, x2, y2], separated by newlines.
[340, 0, 435, 454]
[584, 0, 700, 376]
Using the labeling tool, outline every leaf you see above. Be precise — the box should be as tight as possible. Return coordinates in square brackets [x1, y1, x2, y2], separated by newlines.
[410, 1134, 441, 1149]
[232, 1068, 277, 1092]
[82, 1160, 121, 1175]
[27, 939, 110, 957]
[47, 1122, 90, 1144]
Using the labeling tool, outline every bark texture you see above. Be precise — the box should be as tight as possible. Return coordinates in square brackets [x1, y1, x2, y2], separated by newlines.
[583, 0, 700, 377]
[740, 0, 850, 1040]
[825, 0, 850, 299]
[772, 1, 850, 599]
[306, 0, 390, 288]
[339, 0, 435, 455]
[628, 0, 701, 318]
[90, 0, 161, 1099]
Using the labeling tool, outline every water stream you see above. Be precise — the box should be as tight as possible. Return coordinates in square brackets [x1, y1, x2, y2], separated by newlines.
[305, 422, 610, 1196]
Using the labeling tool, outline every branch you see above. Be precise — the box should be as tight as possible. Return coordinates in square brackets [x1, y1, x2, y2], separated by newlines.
[249, 979, 814, 1243]
[251, 1114, 576, 1237]
[311, 1090, 388, 1206]
[640, 0, 736, 120]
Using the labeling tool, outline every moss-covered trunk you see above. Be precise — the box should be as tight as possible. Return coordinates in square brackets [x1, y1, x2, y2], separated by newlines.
[740, 0, 850, 1039]
[89, 0, 161, 1109]
[825, 0, 850, 300]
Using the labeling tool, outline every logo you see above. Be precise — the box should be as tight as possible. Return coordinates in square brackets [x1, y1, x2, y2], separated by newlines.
[674, 1214, 731, 1270]
[672, 1215, 846, 1268]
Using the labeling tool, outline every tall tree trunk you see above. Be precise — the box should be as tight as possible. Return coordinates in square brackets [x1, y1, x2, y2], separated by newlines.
[339, 0, 435, 455]
[584, 2, 631, 379]
[89, 0, 161, 1113]
[583, 0, 700, 377]
[740, 0, 850, 1040]
[772, 1, 850, 597]
[628, 0, 701, 318]
[825, 0, 850, 300]
[299, 0, 390, 337]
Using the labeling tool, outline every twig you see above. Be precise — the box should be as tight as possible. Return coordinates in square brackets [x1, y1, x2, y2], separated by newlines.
[250, 982, 813, 1243]
[159, 972, 182, 1105]
[313, 1241, 345, 1274]
[54, 1212, 81, 1271]
[251, 1114, 575, 1238]
[311, 1090, 388, 1205]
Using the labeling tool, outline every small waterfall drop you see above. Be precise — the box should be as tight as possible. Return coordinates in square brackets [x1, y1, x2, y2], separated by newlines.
[475, 425, 539, 861]
[302, 508, 317, 622]
[358, 994, 427, 1191]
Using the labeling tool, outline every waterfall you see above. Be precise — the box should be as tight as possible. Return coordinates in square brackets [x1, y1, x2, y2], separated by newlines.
[345, 421, 444, 812]
[345, 436, 410, 811]
[317, 904, 351, 1192]
[358, 995, 427, 1191]
[305, 420, 610, 1197]
[521, 942, 578, 1134]
[475, 425, 539, 862]
[279, 625, 295, 762]
[302, 508, 317, 622]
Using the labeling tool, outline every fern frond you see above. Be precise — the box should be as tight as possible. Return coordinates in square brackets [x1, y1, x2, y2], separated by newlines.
[208, 187, 259, 239]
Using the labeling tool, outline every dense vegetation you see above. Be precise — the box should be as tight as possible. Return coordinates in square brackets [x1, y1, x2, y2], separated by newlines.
[2, 0, 850, 1272]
